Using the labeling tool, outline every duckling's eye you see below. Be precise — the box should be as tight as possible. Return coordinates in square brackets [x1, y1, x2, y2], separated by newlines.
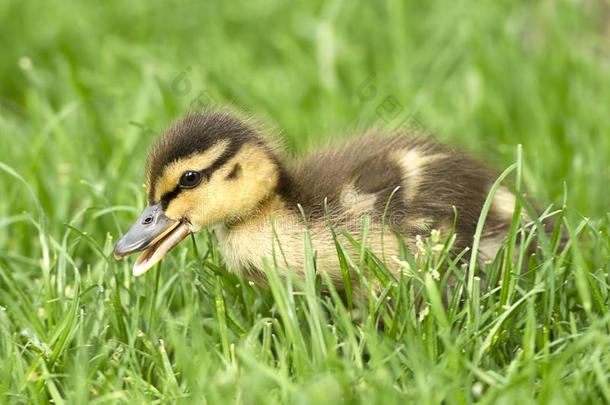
[179, 170, 203, 188]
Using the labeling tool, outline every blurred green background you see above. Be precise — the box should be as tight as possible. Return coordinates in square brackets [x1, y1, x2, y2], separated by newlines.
[1, 0, 609, 403]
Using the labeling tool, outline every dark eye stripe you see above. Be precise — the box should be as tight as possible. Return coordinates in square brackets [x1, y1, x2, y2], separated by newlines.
[158, 141, 241, 209]
[160, 186, 182, 209]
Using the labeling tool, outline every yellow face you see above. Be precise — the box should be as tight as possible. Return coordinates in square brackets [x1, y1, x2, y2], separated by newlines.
[113, 111, 281, 277]
[149, 141, 280, 230]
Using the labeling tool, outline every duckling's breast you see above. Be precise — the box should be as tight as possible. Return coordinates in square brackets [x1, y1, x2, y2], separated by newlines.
[214, 195, 403, 286]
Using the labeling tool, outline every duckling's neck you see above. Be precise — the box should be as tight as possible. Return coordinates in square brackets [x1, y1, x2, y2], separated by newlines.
[227, 192, 293, 229]
[213, 191, 304, 278]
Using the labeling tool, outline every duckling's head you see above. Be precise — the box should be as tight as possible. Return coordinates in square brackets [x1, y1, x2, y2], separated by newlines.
[113, 111, 283, 276]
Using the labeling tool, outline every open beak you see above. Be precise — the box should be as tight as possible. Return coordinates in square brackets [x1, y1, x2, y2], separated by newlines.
[113, 203, 191, 277]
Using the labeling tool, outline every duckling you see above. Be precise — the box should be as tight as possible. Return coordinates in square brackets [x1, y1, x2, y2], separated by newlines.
[113, 111, 524, 287]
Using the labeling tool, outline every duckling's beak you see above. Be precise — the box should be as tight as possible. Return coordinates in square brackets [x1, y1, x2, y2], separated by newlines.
[113, 203, 191, 277]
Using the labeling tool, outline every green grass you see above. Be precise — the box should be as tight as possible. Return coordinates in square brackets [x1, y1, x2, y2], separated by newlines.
[1, 0, 610, 403]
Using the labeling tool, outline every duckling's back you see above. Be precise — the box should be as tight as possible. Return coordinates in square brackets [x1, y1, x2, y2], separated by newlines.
[279, 131, 517, 262]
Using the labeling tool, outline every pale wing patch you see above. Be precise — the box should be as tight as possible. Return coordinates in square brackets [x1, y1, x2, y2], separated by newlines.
[478, 234, 505, 263]
[153, 140, 230, 202]
[491, 186, 530, 222]
[492, 187, 516, 221]
[480, 187, 530, 264]
[340, 183, 377, 215]
[393, 149, 446, 201]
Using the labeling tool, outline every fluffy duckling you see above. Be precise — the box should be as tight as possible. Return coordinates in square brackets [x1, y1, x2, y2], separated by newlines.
[114, 111, 522, 286]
